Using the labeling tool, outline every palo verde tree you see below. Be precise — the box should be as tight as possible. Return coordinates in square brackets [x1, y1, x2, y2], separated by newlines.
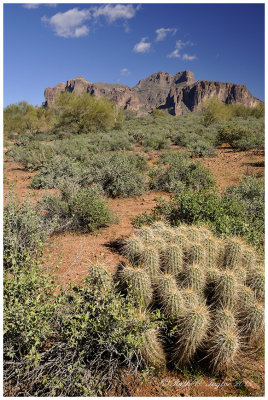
[51, 91, 124, 134]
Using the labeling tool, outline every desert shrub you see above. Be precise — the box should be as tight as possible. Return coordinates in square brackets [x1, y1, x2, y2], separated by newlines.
[4, 195, 58, 269]
[52, 91, 123, 134]
[4, 264, 158, 396]
[143, 132, 169, 151]
[151, 109, 166, 117]
[41, 184, 114, 233]
[217, 117, 264, 150]
[149, 152, 215, 192]
[134, 179, 264, 250]
[186, 139, 217, 157]
[4, 263, 57, 362]
[4, 101, 40, 134]
[201, 98, 233, 126]
[250, 102, 264, 118]
[84, 152, 147, 197]
[8, 142, 55, 171]
[30, 155, 83, 188]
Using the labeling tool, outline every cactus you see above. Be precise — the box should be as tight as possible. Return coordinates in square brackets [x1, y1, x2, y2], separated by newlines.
[240, 302, 264, 346]
[182, 264, 206, 294]
[223, 238, 243, 269]
[136, 226, 155, 244]
[88, 264, 113, 291]
[155, 273, 178, 301]
[140, 246, 161, 280]
[172, 232, 190, 252]
[238, 285, 256, 307]
[213, 269, 238, 310]
[188, 243, 206, 266]
[118, 265, 153, 309]
[173, 303, 210, 367]
[206, 327, 240, 374]
[202, 236, 219, 268]
[180, 287, 202, 308]
[233, 266, 247, 284]
[187, 225, 203, 242]
[242, 246, 257, 272]
[216, 240, 226, 268]
[161, 288, 185, 320]
[247, 267, 265, 303]
[124, 235, 144, 265]
[213, 308, 236, 330]
[151, 221, 169, 235]
[141, 327, 166, 369]
[162, 244, 184, 276]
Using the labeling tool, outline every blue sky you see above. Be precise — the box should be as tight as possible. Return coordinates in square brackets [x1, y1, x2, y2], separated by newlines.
[4, 2, 264, 107]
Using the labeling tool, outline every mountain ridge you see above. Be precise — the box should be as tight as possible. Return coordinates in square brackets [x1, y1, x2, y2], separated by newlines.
[43, 70, 260, 116]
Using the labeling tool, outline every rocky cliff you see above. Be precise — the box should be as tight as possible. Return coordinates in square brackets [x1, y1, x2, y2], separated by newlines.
[43, 71, 260, 116]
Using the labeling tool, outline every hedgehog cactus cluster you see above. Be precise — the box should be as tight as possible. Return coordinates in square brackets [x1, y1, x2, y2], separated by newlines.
[90, 223, 264, 374]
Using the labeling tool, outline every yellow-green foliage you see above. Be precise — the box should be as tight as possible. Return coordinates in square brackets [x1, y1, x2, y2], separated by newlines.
[52, 91, 123, 133]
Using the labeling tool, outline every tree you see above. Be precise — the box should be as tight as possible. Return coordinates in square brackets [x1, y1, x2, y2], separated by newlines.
[52, 92, 124, 134]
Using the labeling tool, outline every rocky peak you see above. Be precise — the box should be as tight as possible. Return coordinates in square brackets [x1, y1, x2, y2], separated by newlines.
[43, 70, 260, 115]
[173, 70, 195, 86]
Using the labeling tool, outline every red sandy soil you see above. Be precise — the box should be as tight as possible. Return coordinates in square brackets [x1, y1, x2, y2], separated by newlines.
[3, 145, 265, 397]
[4, 145, 264, 287]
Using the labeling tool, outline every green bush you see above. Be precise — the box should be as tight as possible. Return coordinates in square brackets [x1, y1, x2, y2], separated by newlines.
[84, 152, 147, 197]
[186, 139, 217, 157]
[8, 142, 55, 171]
[134, 177, 264, 250]
[30, 156, 83, 188]
[4, 264, 156, 396]
[4, 263, 57, 361]
[201, 98, 233, 126]
[217, 117, 264, 150]
[42, 184, 114, 232]
[149, 152, 215, 192]
[52, 91, 123, 134]
[4, 195, 57, 269]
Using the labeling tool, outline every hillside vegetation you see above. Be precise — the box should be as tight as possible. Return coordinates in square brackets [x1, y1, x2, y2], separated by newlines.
[4, 93, 264, 396]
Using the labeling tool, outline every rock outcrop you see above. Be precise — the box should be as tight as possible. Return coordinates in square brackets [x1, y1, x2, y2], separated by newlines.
[43, 71, 260, 115]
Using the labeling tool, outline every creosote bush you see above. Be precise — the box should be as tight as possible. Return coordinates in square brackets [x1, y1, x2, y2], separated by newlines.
[4, 194, 58, 269]
[41, 183, 115, 233]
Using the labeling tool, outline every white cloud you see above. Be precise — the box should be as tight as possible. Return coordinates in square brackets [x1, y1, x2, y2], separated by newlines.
[167, 49, 180, 58]
[182, 54, 197, 61]
[23, 3, 39, 9]
[167, 39, 195, 58]
[133, 37, 151, 53]
[155, 27, 177, 42]
[93, 4, 139, 23]
[121, 68, 130, 76]
[175, 39, 193, 49]
[41, 8, 91, 38]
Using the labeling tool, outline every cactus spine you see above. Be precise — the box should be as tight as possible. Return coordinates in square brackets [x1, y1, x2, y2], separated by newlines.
[88, 264, 112, 291]
[207, 327, 240, 374]
[118, 265, 153, 309]
[224, 238, 243, 269]
[163, 244, 184, 276]
[188, 243, 205, 266]
[124, 235, 144, 265]
[141, 246, 161, 280]
[183, 264, 206, 294]
[173, 303, 210, 367]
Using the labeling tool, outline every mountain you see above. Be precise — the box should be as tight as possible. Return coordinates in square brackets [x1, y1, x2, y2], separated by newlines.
[43, 71, 260, 116]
